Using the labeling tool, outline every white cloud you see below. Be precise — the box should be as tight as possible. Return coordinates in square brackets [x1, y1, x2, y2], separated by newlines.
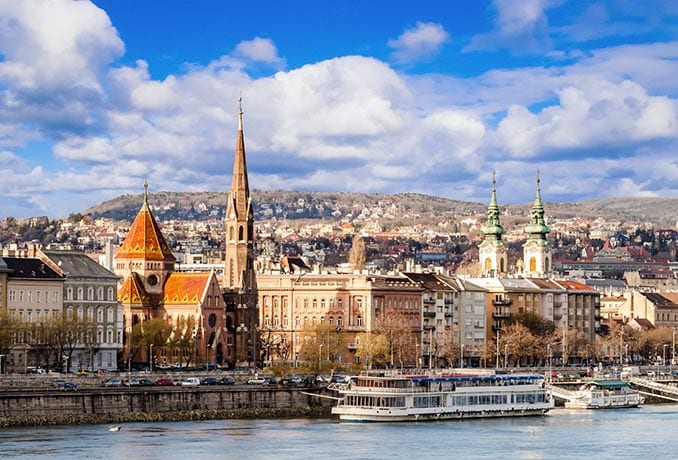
[388, 22, 450, 64]
[53, 136, 115, 163]
[2, 2, 678, 218]
[234, 37, 285, 67]
[465, 0, 554, 53]
[495, 79, 678, 157]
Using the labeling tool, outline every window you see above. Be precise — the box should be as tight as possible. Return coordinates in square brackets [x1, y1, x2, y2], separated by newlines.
[107, 307, 114, 322]
[88, 287, 94, 300]
[77, 287, 83, 300]
[98, 308, 104, 322]
[337, 317, 343, 327]
[98, 287, 104, 300]
[66, 288, 73, 301]
[356, 316, 362, 326]
[108, 288, 114, 301]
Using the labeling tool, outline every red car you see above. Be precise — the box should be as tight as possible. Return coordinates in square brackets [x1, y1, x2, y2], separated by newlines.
[154, 378, 174, 386]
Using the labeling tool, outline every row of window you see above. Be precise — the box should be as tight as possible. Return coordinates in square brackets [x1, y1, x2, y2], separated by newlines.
[263, 315, 354, 328]
[66, 305, 119, 323]
[262, 296, 422, 311]
[65, 286, 116, 302]
[8, 290, 60, 304]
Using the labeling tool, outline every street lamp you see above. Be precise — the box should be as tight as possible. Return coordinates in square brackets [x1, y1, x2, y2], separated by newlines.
[504, 344, 508, 369]
[150, 344, 154, 373]
[319, 343, 323, 371]
[460, 344, 465, 368]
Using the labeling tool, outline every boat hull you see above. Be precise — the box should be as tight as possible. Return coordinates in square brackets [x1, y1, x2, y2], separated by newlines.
[333, 407, 549, 422]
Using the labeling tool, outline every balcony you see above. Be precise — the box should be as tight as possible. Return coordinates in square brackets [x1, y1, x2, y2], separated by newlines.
[423, 297, 435, 305]
[423, 311, 436, 318]
[492, 311, 511, 319]
[492, 298, 512, 306]
[348, 343, 358, 350]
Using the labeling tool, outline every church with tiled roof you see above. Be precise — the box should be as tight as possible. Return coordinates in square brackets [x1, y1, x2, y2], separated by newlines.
[115, 102, 259, 369]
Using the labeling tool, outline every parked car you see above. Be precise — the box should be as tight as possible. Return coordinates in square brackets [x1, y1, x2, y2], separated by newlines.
[283, 376, 304, 387]
[181, 378, 200, 387]
[201, 377, 221, 385]
[154, 378, 174, 386]
[104, 378, 122, 387]
[54, 380, 78, 391]
[220, 377, 236, 385]
[247, 377, 267, 385]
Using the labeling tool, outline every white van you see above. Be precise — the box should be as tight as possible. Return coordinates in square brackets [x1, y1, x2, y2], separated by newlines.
[181, 377, 200, 387]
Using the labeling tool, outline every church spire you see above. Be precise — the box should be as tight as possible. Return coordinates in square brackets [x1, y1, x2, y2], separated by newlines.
[481, 171, 506, 241]
[479, 171, 508, 276]
[525, 170, 549, 239]
[225, 98, 255, 290]
[523, 170, 552, 277]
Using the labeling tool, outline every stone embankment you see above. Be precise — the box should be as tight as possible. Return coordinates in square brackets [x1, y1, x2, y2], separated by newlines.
[0, 376, 334, 427]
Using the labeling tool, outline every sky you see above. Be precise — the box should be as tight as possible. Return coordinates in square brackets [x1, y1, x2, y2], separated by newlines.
[1, 0, 678, 219]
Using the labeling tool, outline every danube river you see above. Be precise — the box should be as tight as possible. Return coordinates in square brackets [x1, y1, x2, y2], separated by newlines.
[2, 405, 678, 459]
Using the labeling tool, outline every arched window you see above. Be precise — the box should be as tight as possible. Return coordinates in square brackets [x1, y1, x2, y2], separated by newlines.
[77, 288, 83, 300]
[87, 287, 94, 300]
[484, 258, 492, 271]
[229, 226, 235, 241]
[238, 225, 244, 240]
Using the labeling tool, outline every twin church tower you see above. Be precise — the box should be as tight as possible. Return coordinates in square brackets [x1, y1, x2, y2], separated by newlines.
[114, 100, 258, 369]
[479, 171, 551, 278]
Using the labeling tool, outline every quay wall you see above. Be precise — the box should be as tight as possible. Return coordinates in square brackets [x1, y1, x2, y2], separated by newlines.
[0, 387, 334, 427]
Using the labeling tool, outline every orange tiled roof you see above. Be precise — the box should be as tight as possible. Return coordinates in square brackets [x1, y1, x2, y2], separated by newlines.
[118, 272, 149, 305]
[558, 280, 596, 291]
[115, 200, 175, 262]
[162, 272, 209, 305]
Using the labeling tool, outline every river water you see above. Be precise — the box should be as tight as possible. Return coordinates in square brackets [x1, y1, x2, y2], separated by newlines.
[2, 405, 677, 459]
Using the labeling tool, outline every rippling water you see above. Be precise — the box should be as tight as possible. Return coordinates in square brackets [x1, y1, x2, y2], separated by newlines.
[2, 405, 678, 459]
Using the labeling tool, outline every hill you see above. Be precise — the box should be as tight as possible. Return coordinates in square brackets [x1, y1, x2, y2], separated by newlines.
[83, 190, 678, 228]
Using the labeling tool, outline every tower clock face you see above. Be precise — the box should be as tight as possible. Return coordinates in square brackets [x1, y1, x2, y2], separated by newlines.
[208, 313, 217, 327]
[147, 274, 158, 286]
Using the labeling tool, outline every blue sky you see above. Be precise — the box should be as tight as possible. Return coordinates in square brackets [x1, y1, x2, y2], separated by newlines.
[1, 0, 678, 219]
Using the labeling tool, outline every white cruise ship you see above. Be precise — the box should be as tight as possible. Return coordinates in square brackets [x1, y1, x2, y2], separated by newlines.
[330, 370, 552, 422]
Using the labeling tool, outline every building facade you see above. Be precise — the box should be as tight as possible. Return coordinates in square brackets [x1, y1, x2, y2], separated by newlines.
[1, 257, 63, 372]
[39, 249, 123, 371]
[257, 273, 422, 367]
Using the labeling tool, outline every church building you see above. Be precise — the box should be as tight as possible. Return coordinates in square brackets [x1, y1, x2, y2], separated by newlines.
[115, 102, 258, 369]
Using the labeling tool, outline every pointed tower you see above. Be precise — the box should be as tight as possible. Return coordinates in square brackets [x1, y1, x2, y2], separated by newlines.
[223, 98, 259, 367]
[115, 182, 176, 297]
[478, 172, 508, 277]
[523, 171, 551, 277]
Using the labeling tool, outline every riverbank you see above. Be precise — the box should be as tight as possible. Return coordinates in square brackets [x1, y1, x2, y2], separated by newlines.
[0, 385, 334, 428]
